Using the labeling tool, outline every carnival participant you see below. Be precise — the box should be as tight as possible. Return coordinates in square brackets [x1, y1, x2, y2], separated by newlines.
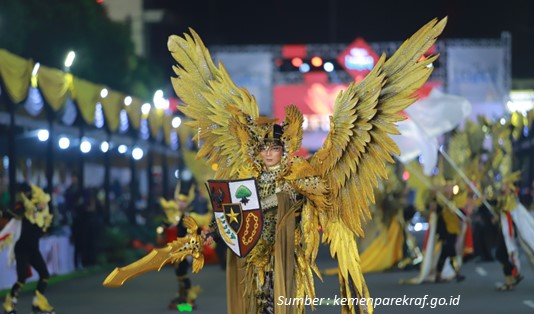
[159, 183, 210, 310]
[430, 184, 465, 283]
[167, 17, 446, 314]
[1, 183, 55, 314]
[494, 181, 525, 291]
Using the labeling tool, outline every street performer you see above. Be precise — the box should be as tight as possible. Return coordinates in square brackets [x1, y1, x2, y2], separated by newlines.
[104, 17, 447, 314]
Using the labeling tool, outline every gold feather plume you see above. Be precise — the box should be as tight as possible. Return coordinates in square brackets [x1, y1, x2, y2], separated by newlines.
[168, 18, 447, 313]
[168, 30, 259, 180]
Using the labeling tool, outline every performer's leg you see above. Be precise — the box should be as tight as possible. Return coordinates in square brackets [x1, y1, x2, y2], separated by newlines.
[30, 250, 50, 294]
[435, 245, 447, 282]
[169, 260, 195, 309]
[4, 247, 30, 313]
[176, 260, 191, 295]
[495, 231, 514, 276]
[29, 249, 54, 312]
[445, 235, 465, 282]
[3, 281, 23, 313]
[495, 230, 515, 289]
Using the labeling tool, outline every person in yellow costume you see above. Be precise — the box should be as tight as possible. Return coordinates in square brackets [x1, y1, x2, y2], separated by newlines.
[159, 181, 211, 310]
[166, 17, 447, 314]
[1, 183, 55, 314]
[493, 180, 525, 291]
[360, 163, 422, 273]
[429, 184, 465, 283]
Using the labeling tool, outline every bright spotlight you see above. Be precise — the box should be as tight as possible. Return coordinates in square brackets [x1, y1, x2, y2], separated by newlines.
[132, 147, 144, 160]
[172, 117, 182, 128]
[58, 137, 70, 149]
[323, 62, 334, 72]
[124, 96, 132, 106]
[141, 103, 151, 115]
[64, 51, 76, 68]
[100, 88, 108, 98]
[153, 90, 169, 110]
[118, 144, 128, 154]
[80, 140, 92, 153]
[100, 141, 109, 153]
[154, 90, 164, 99]
[37, 129, 49, 141]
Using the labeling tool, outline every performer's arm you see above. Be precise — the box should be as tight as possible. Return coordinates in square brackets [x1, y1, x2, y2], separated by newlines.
[6, 203, 24, 220]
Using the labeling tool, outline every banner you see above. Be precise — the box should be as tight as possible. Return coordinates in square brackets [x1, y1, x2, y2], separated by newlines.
[215, 52, 273, 116]
[447, 45, 508, 119]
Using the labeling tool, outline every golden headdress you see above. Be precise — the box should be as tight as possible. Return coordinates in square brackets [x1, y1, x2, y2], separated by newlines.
[20, 184, 53, 231]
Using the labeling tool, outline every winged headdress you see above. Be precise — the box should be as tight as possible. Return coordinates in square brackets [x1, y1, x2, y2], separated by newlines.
[168, 17, 446, 313]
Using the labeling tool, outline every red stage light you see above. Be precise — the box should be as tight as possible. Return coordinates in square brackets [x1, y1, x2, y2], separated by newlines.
[291, 57, 303, 68]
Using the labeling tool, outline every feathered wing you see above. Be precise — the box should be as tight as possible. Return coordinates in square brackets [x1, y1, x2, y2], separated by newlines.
[308, 18, 447, 312]
[168, 29, 259, 179]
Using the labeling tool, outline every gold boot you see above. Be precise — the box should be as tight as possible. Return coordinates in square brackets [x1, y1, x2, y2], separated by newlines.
[31, 291, 54, 314]
[3, 294, 17, 314]
[187, 285, 202, 309]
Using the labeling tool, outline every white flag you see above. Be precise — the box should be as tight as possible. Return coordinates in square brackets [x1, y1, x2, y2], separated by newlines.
[392, 89, 472, 175]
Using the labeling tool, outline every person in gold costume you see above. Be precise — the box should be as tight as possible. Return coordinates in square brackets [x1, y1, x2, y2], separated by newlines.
[160, 182, 212, 310]
[493, 178, 525, 291]
[429, 184, 465, 283]
[1, 183, 55, 314]
[102, 17, 448, 314]
[166, 16, 447, 314]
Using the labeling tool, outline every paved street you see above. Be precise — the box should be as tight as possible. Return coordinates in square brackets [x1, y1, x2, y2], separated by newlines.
[7, 245, 534, 314]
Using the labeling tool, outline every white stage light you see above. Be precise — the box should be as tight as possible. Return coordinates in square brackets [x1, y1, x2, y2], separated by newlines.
[37, 129, 49, 141]
[58, 137, 70, 149]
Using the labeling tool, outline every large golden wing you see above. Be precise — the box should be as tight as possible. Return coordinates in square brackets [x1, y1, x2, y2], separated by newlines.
[168, 29, 259, 179]
[307, 18, 447, 312]
[309, 17, 446, 235]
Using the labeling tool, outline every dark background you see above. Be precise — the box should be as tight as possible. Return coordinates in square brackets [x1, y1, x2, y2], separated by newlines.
[144, 0, 534, 80]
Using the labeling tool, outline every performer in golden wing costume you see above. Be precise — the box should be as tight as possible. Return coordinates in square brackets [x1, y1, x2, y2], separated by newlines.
[166, 17, 446, 314]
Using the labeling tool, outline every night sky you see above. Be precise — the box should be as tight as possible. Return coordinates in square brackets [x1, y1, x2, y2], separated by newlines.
[145, 0, 534, 79]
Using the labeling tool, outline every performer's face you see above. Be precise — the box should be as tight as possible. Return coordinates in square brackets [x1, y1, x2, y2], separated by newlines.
[36, 202, 46, 211]
[176, 199, 189, 211]
[260, 145, 282, 170]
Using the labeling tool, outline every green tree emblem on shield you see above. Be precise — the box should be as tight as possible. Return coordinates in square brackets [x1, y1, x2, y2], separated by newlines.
[235, 185, 252, 205]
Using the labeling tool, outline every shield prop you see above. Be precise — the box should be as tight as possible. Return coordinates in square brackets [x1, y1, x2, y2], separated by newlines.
[206, 178, 263, 257]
